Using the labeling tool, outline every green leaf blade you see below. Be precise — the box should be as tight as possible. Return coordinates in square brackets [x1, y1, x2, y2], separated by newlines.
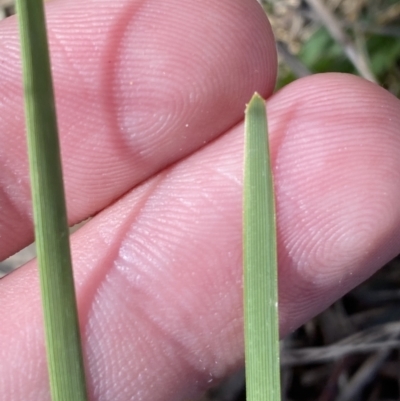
[16, 1, 89, 400]
[243, 93, 280, 401]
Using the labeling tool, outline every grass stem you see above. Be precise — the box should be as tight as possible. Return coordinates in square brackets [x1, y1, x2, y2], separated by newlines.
[16, 1, 89, 400]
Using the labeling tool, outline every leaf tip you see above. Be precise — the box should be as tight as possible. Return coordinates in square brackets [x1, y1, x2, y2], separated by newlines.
[245, 92, 265, 113]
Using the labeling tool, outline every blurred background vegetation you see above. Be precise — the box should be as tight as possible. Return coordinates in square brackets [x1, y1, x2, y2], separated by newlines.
[1, 0, 400, 400]
[263, 0, 400, 97]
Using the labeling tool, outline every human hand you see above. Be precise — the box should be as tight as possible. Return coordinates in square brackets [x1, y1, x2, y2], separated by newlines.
[1, 0, 400, 400]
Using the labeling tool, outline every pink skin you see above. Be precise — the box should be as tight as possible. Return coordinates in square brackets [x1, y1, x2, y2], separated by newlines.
[1, 0, 400, 400]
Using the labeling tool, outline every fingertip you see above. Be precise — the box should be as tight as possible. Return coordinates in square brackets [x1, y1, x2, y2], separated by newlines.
[0, 0, 277, 261]
[268, 73, 400, 333]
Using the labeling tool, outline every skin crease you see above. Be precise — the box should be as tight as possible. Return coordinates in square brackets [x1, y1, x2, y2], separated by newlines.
[0, 1, 400, 401]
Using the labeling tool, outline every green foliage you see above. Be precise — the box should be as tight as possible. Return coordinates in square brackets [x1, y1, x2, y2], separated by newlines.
[368, 35, 400, 77]
[299, 27, 354, 73]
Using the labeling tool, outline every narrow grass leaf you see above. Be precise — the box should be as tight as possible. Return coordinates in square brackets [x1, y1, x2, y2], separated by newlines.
[243, 93, 281, 401]
[16, 1, 89, 400]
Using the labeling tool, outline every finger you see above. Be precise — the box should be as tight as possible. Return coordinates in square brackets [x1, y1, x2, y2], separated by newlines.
[0, 0, 276, 259]
[1, 74, 399, 401]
